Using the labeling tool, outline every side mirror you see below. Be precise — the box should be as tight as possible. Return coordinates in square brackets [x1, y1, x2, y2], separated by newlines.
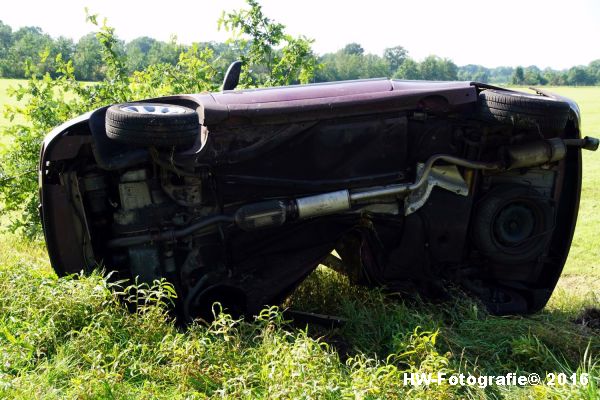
[222, 60, 243, 91]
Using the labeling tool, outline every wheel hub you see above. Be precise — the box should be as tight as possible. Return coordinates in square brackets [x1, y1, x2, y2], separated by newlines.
[120, 104, 187, 115]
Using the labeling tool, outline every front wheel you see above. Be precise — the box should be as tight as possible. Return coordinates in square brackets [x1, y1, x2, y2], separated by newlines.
[105, 103, 200, 148]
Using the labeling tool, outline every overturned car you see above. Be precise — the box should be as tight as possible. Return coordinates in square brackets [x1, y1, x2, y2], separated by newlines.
[39, 76, 598, 320]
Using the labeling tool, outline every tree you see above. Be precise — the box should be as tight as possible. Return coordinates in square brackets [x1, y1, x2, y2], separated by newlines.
[542, 68, 563, 85]
[73, 33, 104, 80]
[441, 58, 458, 80]
[52, 37, 75, 61]
[3, 26, 53, 77]
[0, 21, 12, 50]
[0, 21, 14, 76]
[419, 55, 457, 81]
[124, 36, 181, 73]
[585, 60, 600, 84]
[361, 54, 389, 78]
[146, 38, 181, 66]
[383, 45, 408, 75]
[315, 51, 362, 81]
[126, 36, 157, 72]
[511, 66, 524, 85]
[523, 66, 547, 85]
[472, 70, 489, 83]
[458, 64, 489, 83]
[47, 36, 75, 76]
[393, 58, 420, 80]
[219, 0, 319, 87]
[567, 66, 593, 86]
[488, 66, 514, 84]
[343, 42, 364, 56]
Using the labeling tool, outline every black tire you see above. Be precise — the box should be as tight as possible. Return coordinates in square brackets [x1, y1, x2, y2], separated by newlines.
[472, 185, 554, 265]
[482, 287, 529, 315]
[105, 103, 199, 148]
[478, 89, 570, 132]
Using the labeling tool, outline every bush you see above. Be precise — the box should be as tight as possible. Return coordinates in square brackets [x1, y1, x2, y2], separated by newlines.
[0, 1, 318, 238]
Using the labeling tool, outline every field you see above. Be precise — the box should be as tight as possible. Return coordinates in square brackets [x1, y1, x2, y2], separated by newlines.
[535, 87, 600, 282]
[0, 79, 27, 126]
[0, 79, 599, 399]
[0, 79, 26, 153]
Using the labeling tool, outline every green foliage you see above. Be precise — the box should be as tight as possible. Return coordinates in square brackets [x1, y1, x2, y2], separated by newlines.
[457, 64, 489, 83]
[394, 58, 421, 80]
[512, 66, 525, 85]
[506, 65, 551, 86]
[1, 1, 318, 237]
[318, 51, 364, 81]
[125, 36, 183, 74]
[218, 0, 318, 87]
[419, 55, 458, 81]
[0, 238, 597, 399]
[567, 66, 595, 86]
[72, 33, 104, 81]
[343, 42, 365, 56]
[588, 60, 600, 83]
[384, 45, 408, 75]
[523, 66, 548, 85]
[0, 69, 80, 237]
[318, 48, 389, 82]
[129, 46, 218, 98]
[0, 15, 131, 236]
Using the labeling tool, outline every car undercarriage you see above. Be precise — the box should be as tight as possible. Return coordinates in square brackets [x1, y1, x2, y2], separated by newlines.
[39, 78, 598, 321]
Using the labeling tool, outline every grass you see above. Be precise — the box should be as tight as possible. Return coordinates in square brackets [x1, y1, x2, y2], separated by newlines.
[1, 238, 598, 399]
[541, 87, 600, 281]
[0, 78, 90, 152]
[0, 79, 27, 127]
[0, 79, 27, 153]
[0, 81, 599, 398]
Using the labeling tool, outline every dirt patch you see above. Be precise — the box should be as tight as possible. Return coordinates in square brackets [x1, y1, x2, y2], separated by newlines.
[557, 275, 600, 293]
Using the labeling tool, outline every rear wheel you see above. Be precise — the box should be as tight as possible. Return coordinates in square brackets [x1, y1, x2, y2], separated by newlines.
[472, 185, 554, 265]
[105, 103, 200, 148]
[478, 89, 570, 132]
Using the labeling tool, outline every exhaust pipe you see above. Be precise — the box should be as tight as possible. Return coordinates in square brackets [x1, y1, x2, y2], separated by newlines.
[111, 137, 596, 244]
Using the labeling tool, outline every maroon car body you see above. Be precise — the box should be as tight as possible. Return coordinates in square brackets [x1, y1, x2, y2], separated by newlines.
[39, 78, 596, 320]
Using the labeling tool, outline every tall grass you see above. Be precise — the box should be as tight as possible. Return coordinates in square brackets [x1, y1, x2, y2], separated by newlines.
[0, 236, 598, 399]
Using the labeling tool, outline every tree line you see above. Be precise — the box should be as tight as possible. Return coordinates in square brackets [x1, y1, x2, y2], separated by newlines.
[1, 19, 600, 86]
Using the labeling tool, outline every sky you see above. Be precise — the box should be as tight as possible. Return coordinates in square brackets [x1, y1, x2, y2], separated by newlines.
[1, 0, 599, 70]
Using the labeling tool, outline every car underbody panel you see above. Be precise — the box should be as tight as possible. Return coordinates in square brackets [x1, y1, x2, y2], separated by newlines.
[39, 79, 597, 320]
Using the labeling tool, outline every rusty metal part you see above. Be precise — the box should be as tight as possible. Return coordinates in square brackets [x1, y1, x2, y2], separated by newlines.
[235, 200, 289, 231]
[161, 173, 203, 207]
[292, 154, 499, 219]
[504, 138, 566, 170]
[563, 136, 599, 151]
[348, 155, 500, 205]
[405, 164, 469, 215]
[107, 215, 233, 248]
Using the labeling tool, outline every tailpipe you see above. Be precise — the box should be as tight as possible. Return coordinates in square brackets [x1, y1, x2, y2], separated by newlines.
[503, 136, 599, 170]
